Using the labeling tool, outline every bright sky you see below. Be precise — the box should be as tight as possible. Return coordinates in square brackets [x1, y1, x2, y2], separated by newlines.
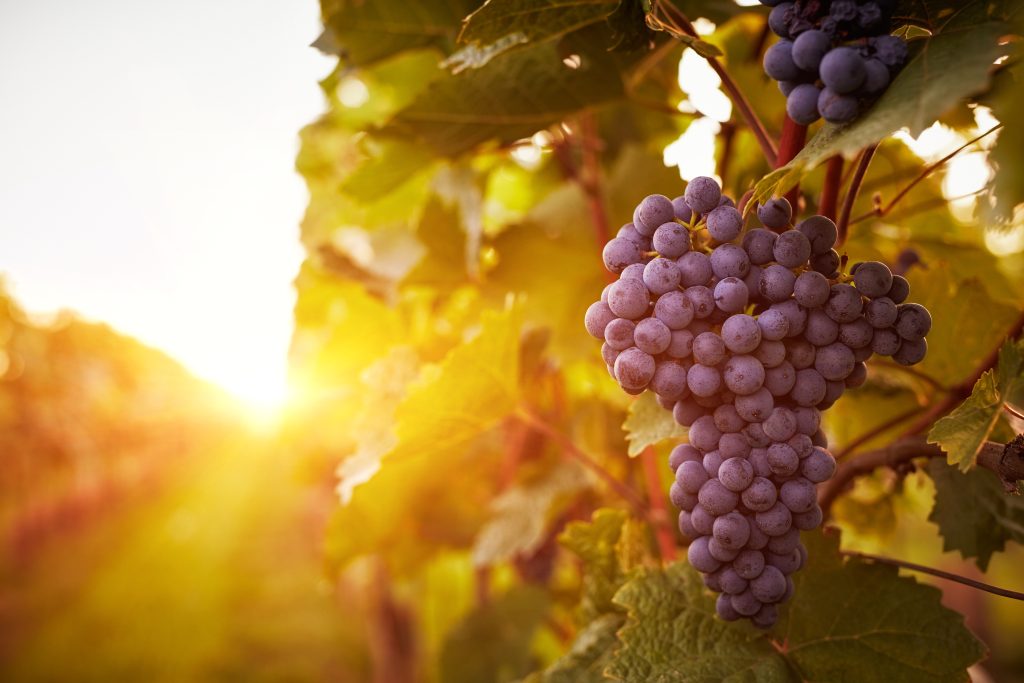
[0, 0, 333, 408]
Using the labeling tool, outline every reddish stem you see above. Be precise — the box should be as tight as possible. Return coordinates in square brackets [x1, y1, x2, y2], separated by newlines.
[640, 446, 677, 562]
[836, 144, 877, 247]
[819, 156, 843, 220]
[776, 115, 807, 217]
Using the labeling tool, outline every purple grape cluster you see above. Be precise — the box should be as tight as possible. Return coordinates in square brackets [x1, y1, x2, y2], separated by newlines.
[583, 176, 932, 627]
[760, 0, 908, 124]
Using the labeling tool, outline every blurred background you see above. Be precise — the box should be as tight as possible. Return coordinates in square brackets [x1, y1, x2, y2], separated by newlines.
[1, 1, 1023, 681]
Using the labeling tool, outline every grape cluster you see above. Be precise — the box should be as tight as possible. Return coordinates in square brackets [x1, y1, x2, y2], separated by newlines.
[583, 176, 931, 627]
[759, 0, 908, 124]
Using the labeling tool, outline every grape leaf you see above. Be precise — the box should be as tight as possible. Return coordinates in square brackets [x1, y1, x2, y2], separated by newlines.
[608, 562, 794, 682]
[521, 613, 624, 683]
[752, 6, 1012, 203]
[927, 458, 1024, 571]
[623, 392, 687, 457]
[929, 340, 1024, 470]
[778, 531, 986, 683]
[472, 461, 591, 566]
[439, 585, 550, 683]
[458, 0, 619, 53]
[318, 0, 479, 66]
[984, 62, 1024, 223]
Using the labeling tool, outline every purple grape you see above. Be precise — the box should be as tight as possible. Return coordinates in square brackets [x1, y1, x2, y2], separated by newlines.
[767, 442, 800, 477]
[893, 337, 928, 365]
[755, 502, 793, 537]
[818, 87, 859, 123]
[811, 249, 840, 277]
[773, 230, 812, 268]
[714, 277, 749, 313]
[752, 604, 778, 629]
[654, 291, 695, 329]
[634, 194, 675, 235]
[801, 447, 836, 483]
[670, 482, 697, 510]
[742, 477, 777, 512]
[820, 46, 866, 94]
[677, 251, 713, 287]
[845, 361, 868, 388]
[678, 510, 698, 539]
[710, 243, 750, 279]
[793, 406, 820, 436]
[602, 237, 643, 273]
[689, 415, 722, 452]
[607, 278, 650, 319]
[742, 228, 778, 264]
[604, 318, 636, 351]
[667, 329, 695, 358]
[723, 355, 766, 396]
[669, 443, 701, 472]
[687, 363, 722, 398]
[718, 432, 752, 459]
[698, 479, 740, 516]
[839, 318, 873, 349]
[750, 565, 787, 602]
[797, 216, 838, 255]
[764, 407, 797, 441]
[872, 35, 908, 68]
[731, 589, 762, 617]
[719, 457, 755, 493]
[754, 339, 787, 368]
[643, 257, 681, 295]
[614, 348, 655, 390]
[805, 309, 840, 346]
[735, 386, 774, 422]
[671, 195, 693, 223]
[652, 222, 691, 258]
[764, 39, 803, 81]
[759, 264, 797, 302]
[830, 0, 857, 21]
[768, 2, 794, 37]
[691, 506, 716, 535]
[780, 477, 817, 513]
[714, 511, 752, 550]
[707, 205, 743, 242]
[716, 593, 741, 621]
[703, 451, 724, 477]
[786, 338, 816, 369]
[601, 343, 619, 366]
[764, 361, 796, 397]
[793, 505, 823, 530]
[864, 297, 897, 328]
[673, 399, 706, 427]
[733, 549, 765, 580]
[584, 301, 615, 338]
[683, 285, 715, 319]
[620, 262, 646, 281]
[684, 176, 722, 214]
[895, 303, 932, 340]
[792, 29, 831, 70]
[766, 548, 802, 574]
[787, 83, 823, 125]
[713, 404, 746, 433]
[634, 317, 672, 355]
[862, 57, 890, 93]
[791, 368, 827, 406]
[825, 284, 863, 323]
[678, 460, 709, 494]
[693, 332, 727, 366]
[887, 275, 910, 303]
[688, 536, 722, 573]
[719, 566, 749, 595]
[748, 447, 771, 477]
[651, 361, 688, 400]
[793, 271, 831, 308]
[721, 314, 761, 354]
[757, 198, 793, 230]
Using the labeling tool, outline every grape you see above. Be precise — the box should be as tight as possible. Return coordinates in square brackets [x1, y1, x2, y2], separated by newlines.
[687, 363, 722, 398]
[872, 35, 908, 68]
[839, 318, 873, 349]
[825, 284, 863, 323]
[652, 222, 690, 259]
[830, 0, 857, 21]
[852, 261, 893, 298]
[764, 361, 796, 397]
[793, 406, 821, 436]
[713, 404, 746, 433]
[771, 300, 807, 337]
[767, 2, 793, 36]
[677, 251, 713, 287]
[791, 368, 827, 406]
[750, 565, 787, 602]
[845, 361, 868, 388]
[604, 318, 636, 351]
[703, 451, 724, 477]
[689, 415, 722, 452]
[779, 477, 817, 513]
[714, 511, 752, 550]
[723, 355, 766, 396]
[670, 482, 697, 510]
[602, 237, 642, 273]
[684, 176, 722, 215]
[634, 318, 672, 355]
[584, 301, 615, 338]
[767, 442, 799, 477]
[871, 328, 900, 356]
[707, 205, 743, 242]
[669, 443, 701, 472]
[748, 447, 771, 478]
[852, 345, 872, 363]
[801, 447, 836, 483]
[691, 506, 715, 535]
[818, 87, 859, 123]
[811, 428, 828, 449]
[733, 549, 765, 580]
[787, 83, 823, 125]
[687, 536, 722, 573]
[773, 230, 812, 268]
[730, 589, 762, 617]
[887, 274, 910, 303]
[893, 337, 927, 365]
[863, 57, 890, 93]
[651, 361, 688, 400]
[617, 223, 644, 245]
[743, 265, 764, 303]
[693, 332, 727, 366]
[719, 457, 755, 492]
[667, 329, 695, 359]
[865, 296, 897, 328]
[673, 399, 706, 427]
[793, 505, 823, 530]
[704, 571, 723, 592]
[710, 243, 750, 279]
[810, 249, 840, 277]
[804, 309, 839, 346]
[786, 338, 816, 369]
[767, 528, 800, 557]
[643, 257, 681, 296]
[766, 548, 802, 574]
[895, 303, 932, 340]
[683, 285, 715, 319]
[797, 216, 838, 255]
[735, 386, 774, 422]
[719, 567, 749, 595]
[714, 277, 749, 313]
[699, 479, 739, 516]
[635, 194, 675, 235]
[620, 263, 646, 281]
[764, 39, 803, 81]
[757, 198, 792, 230]
[614, 348, 656, 390]
[716, 593, 741, 621]
[671, 196, 693, 223]
[792, 29, 831, 70]
[678, 460, 709, 494]
[742, 228, 778, 264]
[746, 521, 770, 551]
[601, 343, 619, 366]
[678, 510, 698, 539]
[764, 407, 797, 441]
[654, 290, 695, 329]
[721, 314, 761, 354]
[755, 502, 793, 537]
[752, 604, 778, 629]
[718, 432, 751, 459]
[607, 278, 650, 319]
[759, 264, 797, 303]
[820, 46, 866, 94]
[754, 339, 787, 368]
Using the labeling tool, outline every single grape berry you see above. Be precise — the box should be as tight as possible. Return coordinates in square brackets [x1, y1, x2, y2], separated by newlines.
[757, 198, 793, 230]
[684, 176, 722, 215]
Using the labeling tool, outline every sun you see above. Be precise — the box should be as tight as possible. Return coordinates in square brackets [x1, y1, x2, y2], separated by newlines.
[217, 370, 294, 424]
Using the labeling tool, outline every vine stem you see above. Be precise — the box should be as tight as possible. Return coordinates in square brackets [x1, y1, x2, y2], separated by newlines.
[640, 446, 678, 562]
[842, 550, 1024, 601]
[579, 111, 612, 250]
[836, 143, 877, 247]
[516, 410, 649, 514]
[654, 1, 778, 166]
[819, 156, 843, 220]
[776, 115, 807, 211]
[849, 124, 1002, 225]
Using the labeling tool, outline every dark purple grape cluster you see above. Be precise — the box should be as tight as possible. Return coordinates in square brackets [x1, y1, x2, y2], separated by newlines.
[760, 0, 908, 124]
[583, 176, 932, 627]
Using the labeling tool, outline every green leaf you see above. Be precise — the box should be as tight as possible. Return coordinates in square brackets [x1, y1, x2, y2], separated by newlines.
[608, 563, 794, 682]
[522, 613, 625, 683]
[458, 0, 619, 54]
[929, 340, 1024, 469]
[472, 461, 591, 566]
[927, 458, 1024, 571]
[752, 6, 1012, 202]
[623, 392, 687, 457]
[984, 62, 1024, 222]
[778, 531, 986, 683]
[439, 585, 550, 683]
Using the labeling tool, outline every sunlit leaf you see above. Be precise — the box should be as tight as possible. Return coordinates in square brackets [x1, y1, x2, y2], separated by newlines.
[623, 392, 687, 457]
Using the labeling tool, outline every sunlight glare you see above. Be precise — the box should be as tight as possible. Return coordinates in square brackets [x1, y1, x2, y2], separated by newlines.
[677, 50, 732, 122]
[664, 118, 721, 182]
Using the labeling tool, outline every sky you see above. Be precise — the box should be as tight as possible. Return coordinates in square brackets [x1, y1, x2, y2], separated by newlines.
[0, 0, 333, 407]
